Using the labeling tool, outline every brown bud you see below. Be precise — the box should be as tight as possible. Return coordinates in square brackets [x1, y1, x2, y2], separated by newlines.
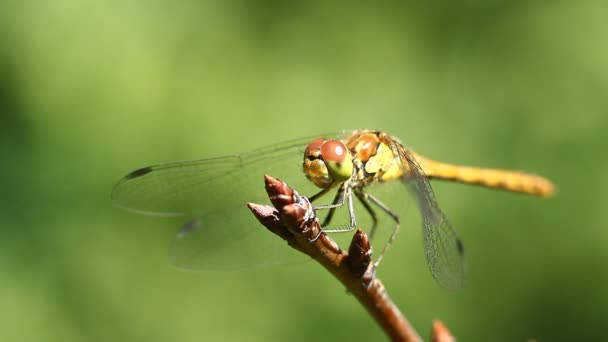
[246, 202, 293, 240]
[347, 229, 372, 277]
[264, 175, 294, 209]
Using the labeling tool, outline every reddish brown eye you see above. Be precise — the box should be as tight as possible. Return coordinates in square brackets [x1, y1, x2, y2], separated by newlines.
[320, 140, 349, 163]
[305, 137, 326, 155]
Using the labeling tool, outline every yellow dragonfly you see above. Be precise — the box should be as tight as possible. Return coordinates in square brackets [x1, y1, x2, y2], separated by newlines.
[112, 129, 554, 290]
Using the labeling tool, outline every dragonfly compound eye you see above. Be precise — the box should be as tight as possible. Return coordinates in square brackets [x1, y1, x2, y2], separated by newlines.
[303, 138, 353, 188]
[320, 140, 353, 183]
[303, 138, 332, 188]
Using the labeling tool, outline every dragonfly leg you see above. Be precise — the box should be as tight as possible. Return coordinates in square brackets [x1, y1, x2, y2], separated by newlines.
[311, 185, 346, 236]
[320, 187, 344, 227]
[313, 184, 346, 210]
[358, 192, 400, 270]
[320, 187, 357, 233]
[354, 191, 378, 242]
[309, 187, 333, 202]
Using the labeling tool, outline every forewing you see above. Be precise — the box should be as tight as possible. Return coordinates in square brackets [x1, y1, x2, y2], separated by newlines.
[111, 137, 322, 216]
[112, 156, 246, 216]
[111, 136, 327, 269]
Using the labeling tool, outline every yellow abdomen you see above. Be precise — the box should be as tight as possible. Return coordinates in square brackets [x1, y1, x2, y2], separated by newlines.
[411, 152, 555, 197]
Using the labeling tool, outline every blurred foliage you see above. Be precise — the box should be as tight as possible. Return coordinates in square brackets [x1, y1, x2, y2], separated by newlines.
[1, 1, 607, 341]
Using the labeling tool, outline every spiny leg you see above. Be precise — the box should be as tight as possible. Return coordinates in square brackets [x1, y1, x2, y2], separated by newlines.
[309, 187, 333, 202]
[308, 186, 346, 242]
[320, 187, 344, 227]
[313, 183, 347, 210]
[354, 191, 378, 242]
[319, 187, 357, 233]
[358, 191, 400, 269]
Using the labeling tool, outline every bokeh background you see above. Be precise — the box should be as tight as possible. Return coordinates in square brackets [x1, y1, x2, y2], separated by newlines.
[2, 1, 607, 341]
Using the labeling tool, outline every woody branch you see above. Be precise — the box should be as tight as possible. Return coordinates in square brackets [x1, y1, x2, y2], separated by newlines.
[248, 175, 454, 341]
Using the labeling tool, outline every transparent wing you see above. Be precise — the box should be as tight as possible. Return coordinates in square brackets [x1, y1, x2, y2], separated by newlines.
[111, 136, 323, 216]
[386, 140, 466, 291]
[112, 135, 336, 270]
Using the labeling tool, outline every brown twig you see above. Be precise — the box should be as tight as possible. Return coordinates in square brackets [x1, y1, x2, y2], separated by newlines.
[247, 175, 426, 342]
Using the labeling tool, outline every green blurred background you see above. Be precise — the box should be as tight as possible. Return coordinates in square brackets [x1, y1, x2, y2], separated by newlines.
[2, 1, 607, 341]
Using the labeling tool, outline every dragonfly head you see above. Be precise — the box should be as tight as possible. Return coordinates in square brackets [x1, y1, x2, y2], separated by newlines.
[303, 138, 354, 189]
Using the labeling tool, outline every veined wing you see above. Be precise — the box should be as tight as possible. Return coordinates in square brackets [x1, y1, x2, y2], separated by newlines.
[384, 139, 466, 291]
[111, 134, 336, 270]
[112, 136, 325, 216]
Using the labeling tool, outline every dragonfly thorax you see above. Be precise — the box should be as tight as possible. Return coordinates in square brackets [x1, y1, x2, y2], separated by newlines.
[345, 131, 404, 185]
[303, 138, 354, 189]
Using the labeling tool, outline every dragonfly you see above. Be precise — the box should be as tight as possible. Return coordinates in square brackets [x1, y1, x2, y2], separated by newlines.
[112, 129, 554, 290]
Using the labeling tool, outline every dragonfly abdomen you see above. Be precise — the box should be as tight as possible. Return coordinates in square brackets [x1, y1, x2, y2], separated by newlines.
[413, 154, 555, 197]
